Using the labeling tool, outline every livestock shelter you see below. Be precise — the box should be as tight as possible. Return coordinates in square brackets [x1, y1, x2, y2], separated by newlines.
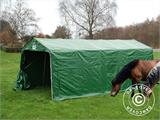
[15, 38, 153, 100]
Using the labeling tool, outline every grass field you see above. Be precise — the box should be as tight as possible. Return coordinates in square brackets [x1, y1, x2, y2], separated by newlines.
[0, 50, 160, 119]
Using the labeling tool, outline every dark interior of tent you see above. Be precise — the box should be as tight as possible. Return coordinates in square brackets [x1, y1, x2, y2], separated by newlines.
[22, 51, 51, 88]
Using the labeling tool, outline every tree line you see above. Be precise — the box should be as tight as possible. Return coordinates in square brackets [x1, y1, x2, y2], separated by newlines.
[93, 16, 160, 48]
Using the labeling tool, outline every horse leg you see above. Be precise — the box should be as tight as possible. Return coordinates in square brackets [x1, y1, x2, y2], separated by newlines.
[131, 80, 136, 97]
[138, 83, 141, 93]
[136, 75, 142, 94]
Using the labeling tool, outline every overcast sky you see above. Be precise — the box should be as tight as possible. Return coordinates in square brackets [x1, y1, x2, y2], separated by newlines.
[25, 0, 160, 35]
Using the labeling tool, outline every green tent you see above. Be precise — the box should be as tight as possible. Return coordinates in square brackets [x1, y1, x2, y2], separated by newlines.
[15, 38, 153, 100]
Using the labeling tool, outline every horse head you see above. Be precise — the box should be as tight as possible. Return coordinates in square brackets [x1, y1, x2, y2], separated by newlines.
[110, 60, 139, 97]
[110, 78, 121, 96]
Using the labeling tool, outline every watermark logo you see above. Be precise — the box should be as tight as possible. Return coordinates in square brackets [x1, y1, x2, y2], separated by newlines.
[123, 84, 155, 116]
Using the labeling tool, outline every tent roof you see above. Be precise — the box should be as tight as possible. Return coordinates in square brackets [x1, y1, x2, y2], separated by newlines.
[32, 38, 151, 51]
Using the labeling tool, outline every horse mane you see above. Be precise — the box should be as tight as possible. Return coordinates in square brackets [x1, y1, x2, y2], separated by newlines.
[112, 59, 139, 85]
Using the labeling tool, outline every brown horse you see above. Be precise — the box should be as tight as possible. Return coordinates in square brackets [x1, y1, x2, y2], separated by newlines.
[110, 59, 160, 97]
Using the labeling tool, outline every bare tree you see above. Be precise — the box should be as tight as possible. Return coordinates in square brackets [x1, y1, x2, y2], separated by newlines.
[59, 0, 117, 39]
[0, 0, 39, 40]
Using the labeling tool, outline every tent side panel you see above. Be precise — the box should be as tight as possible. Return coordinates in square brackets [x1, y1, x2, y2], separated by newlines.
[51, 48, 153, 100]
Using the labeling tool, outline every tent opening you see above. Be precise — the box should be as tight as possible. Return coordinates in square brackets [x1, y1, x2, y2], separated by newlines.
[22, 51, 51, 88]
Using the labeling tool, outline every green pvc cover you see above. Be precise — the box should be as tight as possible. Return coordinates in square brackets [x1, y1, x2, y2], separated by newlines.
[15, 38, 153, 100]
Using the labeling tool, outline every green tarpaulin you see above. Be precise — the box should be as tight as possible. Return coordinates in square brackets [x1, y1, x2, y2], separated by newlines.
[15, 38, 153, 100]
